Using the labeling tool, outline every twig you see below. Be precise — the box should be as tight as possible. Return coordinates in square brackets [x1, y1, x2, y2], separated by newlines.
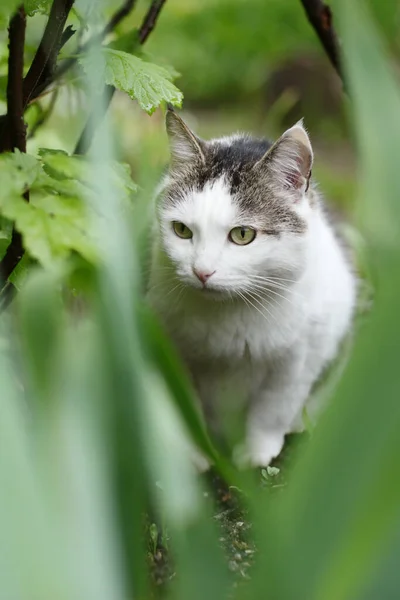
[0, 6, 27, 290]
[102, 0, 137, 38]
[74, 0, 169, 155]
[23, 0, 75, 107]
[7, 6, 26, 152]
[28, 88, 59, 140]
[60, 24, 76, 49]
[138, 0, 167, 44]
[299, 0, 343, 84]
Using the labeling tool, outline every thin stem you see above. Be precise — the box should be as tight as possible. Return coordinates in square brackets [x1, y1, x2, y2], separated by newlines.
[23, 0, 75, 107]
[0, 6, 27, 291]
[299, 0, 343, 85]
[7, 5, 26, 152]
[138, 0, 167, 44]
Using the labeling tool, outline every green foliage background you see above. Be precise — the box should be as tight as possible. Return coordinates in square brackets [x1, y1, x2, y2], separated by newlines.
[0, 0, 400, 599]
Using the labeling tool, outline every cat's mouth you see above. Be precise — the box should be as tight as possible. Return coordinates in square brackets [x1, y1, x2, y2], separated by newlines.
[178, 274, 230, 298]
[191, 282, 230, 299]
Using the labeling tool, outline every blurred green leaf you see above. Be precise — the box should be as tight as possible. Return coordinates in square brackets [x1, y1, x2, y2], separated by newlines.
[0, 0, 21, 24]
[79, 48, 183, 114]
[25, 0, 52, 16]
[18, 270, 62, 399]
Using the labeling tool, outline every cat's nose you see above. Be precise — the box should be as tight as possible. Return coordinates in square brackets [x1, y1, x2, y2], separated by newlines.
[193, 268, 215, 284]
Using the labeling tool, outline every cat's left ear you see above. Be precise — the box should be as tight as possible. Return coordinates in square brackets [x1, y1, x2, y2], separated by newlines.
[166, 109, 205, 174]
[254, 121, 313, 197]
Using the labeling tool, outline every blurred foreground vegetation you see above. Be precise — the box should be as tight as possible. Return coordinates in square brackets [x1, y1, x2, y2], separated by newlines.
[1, 0, 400, 599]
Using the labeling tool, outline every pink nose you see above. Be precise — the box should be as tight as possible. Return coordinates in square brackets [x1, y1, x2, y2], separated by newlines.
[193, 268, 215, 284]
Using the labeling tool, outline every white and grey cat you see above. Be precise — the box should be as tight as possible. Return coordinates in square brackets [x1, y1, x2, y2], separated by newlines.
[147, 109, 356, 466]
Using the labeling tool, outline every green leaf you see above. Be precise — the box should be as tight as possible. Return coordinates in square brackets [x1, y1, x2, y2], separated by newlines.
[0, 150, 137, 268]
[39, 148, 137, 196]
[1, 194, 97, 266]
[24, 0, 53, 16]
[0, 151, 41, 204]
[79, 48, 183, 114]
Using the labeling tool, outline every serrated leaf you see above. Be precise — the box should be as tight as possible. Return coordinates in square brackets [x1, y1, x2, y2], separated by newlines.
[39, 150, 137, 203]
[24, 0, 52, 16]
[79, 48, 183, 114]
[1, 193, 97, 266]
[0, 150, 137, 267]
[0, 151, 41, 204]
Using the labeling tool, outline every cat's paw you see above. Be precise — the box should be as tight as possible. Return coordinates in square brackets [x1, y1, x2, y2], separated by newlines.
[247, 431, 285, 467]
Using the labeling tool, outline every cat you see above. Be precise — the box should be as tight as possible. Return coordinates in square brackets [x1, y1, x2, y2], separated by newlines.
[147, 109, 356, 467]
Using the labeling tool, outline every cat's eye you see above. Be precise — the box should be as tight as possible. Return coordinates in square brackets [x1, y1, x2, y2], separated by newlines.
[173, 221, 193, 239]
[229, 226, 256, 246]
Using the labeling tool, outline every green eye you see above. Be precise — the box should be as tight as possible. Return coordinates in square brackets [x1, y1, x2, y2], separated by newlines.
[229, 226, 256, 245]
[173, 221, 193, 239]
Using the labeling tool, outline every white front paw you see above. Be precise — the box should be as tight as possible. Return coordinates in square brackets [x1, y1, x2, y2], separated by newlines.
[247, 431, 285, 467]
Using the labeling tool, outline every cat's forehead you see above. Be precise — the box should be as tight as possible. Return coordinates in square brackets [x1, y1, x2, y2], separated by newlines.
[162, 177, 238, 228]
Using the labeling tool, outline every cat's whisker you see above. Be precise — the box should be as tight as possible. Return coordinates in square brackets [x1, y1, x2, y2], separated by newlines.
[249, 289, 287, 319]
[229, 277, 305, 300]
[147, 278, 180, 295]
[249, 280, 305, 299]
[248, 283, 299, 307]
[238, 289, 280, 327]
[250, 274, 299, 285]
[164, 281, 186, 299]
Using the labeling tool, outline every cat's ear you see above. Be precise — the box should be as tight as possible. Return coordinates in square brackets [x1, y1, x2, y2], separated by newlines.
[254, 121, 313, 196]
[166, 110, 205, 172]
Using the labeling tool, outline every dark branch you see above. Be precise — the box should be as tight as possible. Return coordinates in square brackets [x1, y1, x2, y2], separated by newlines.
[138, 0, 167, 44]
[0, 6, 27, 289]
[75, 0, 169, 155]
[299, 0, 343, 84]
[102, 0, 137, 38]
[6, 6, 26, 152]
[23, 0, 75, 107]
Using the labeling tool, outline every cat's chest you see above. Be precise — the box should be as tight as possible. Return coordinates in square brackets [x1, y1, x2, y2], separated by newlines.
[162, 297, 303, 364]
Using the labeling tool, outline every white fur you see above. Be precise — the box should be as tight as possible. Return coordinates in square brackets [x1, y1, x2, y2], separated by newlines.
[147, 175, 356, 466]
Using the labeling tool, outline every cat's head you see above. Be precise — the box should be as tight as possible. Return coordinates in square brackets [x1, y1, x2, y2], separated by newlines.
[157, 109, 315, 298]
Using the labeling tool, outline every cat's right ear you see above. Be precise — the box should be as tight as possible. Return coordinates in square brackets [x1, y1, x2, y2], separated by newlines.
[253, 121, 313, 198]
[166, 110, 205, 173]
